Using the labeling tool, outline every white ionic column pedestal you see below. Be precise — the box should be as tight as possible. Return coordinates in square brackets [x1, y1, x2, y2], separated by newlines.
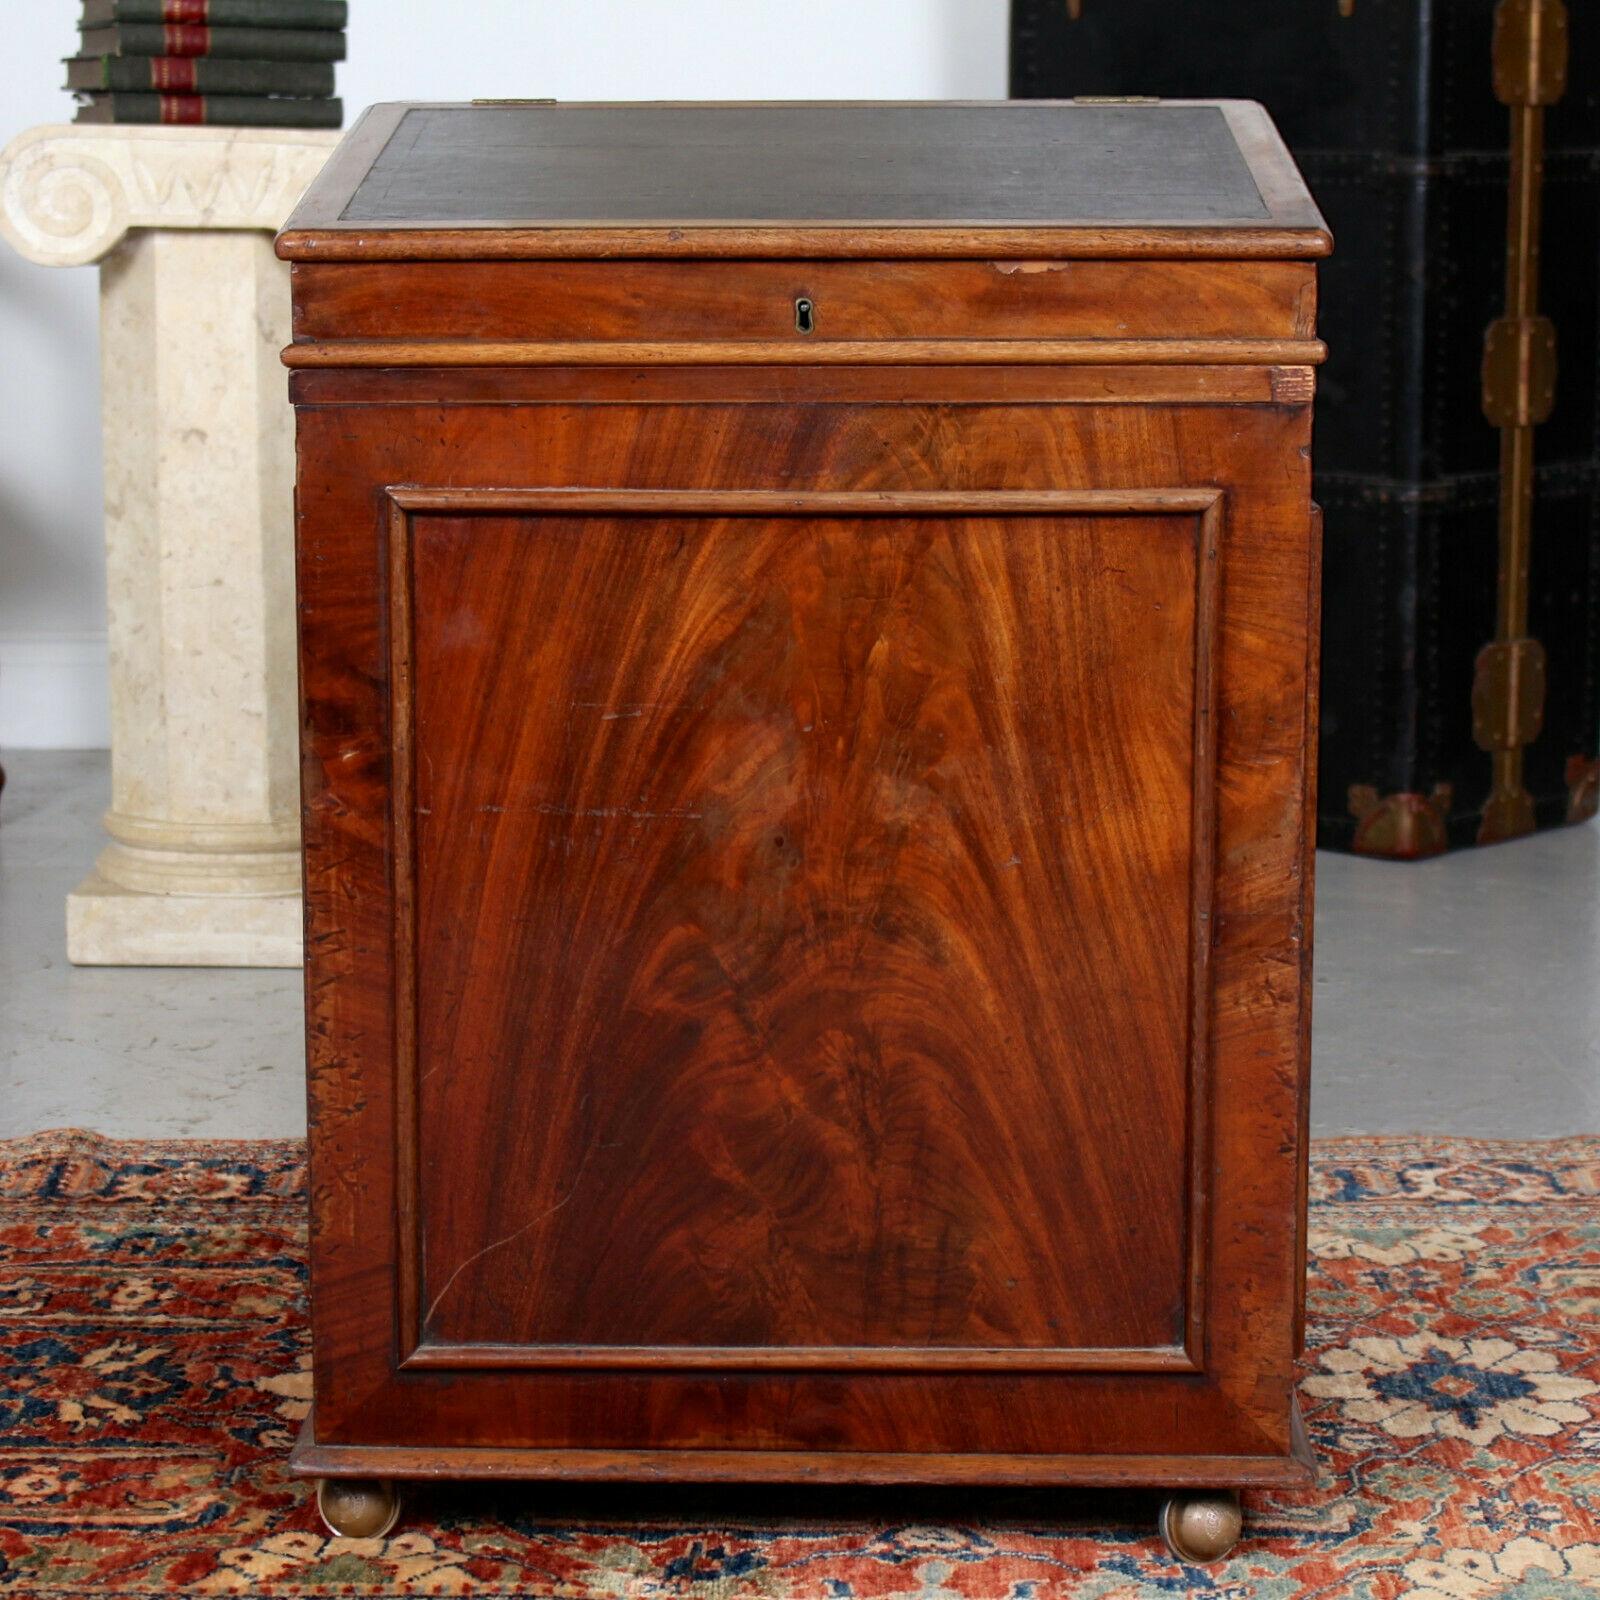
[0, 125, 338, 965]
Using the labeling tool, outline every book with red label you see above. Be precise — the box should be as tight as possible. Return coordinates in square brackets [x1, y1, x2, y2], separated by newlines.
[78, 24, 346, 60]
[74, 92, 342, 126]
[81, 0, 347, 26]
[65, 54, 334, 95]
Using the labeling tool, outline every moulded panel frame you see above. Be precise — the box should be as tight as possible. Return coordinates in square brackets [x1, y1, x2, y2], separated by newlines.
[378, 486, 1224, 1380]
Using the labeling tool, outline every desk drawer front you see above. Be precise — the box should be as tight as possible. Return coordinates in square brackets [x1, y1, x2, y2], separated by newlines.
[290, 258, 1315, 349]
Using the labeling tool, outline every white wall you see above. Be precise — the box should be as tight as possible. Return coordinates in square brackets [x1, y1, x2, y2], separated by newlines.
[1, 22, 108, 750]
[0, 1, 1007, 748]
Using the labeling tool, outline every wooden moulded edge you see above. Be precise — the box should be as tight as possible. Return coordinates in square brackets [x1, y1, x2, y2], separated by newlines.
[382, 486, 1224, 1382]
[273, 100, 1332, 263]
[283, 365, 1315, 409]
[275, 225, 1334, 263]
[288, 1400, 1318, 1489]
[281, 338, 1328, 370]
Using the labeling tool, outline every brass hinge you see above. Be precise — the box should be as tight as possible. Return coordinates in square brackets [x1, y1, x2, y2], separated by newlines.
[1474, 0, 1567, 844]
[1482, 314, 1558, 426]
[1493, 0, 1569, 106]
[1072, 95, 1159, 105]
[1473, 637, 1548, 751]
[471, 98, 557, 106]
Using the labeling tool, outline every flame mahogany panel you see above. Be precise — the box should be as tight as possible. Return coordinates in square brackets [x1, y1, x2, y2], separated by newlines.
[289, 390, 1318, 1475]
[395, 495, 1214, 1367]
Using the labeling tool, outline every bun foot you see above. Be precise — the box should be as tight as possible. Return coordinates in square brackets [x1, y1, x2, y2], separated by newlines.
[1159, 1489, 1241, 1563]
[316, 1477, 401, 1539]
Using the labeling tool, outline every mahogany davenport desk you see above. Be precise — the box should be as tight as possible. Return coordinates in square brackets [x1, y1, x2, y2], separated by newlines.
[279, 101, 1328, 1560]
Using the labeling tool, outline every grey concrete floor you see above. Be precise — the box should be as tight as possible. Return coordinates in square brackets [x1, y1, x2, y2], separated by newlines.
[1, 752, 304, 1138]
[2, 749, 1596, 1139]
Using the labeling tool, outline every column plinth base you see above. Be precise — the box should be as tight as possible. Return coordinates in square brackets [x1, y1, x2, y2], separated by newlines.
[67, 870, 302, 967]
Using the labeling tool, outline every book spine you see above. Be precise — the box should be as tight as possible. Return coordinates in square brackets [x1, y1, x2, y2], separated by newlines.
[147, 55, 195, 88]
[82, 55, 336, 93]
[87, 0, 348, 26]
[77, 92, 343, 127]
[83, 23, 346, 59]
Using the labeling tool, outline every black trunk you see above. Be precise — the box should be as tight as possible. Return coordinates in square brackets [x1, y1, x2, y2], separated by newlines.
[1012, 0, 1600, 853]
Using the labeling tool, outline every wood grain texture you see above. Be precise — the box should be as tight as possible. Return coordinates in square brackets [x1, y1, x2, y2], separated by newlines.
[280, 225, 1332, 263]
[289, 1400, 1319, 1487]
[283, 338, 1326, 369]
[287, 100, 1321, 1492]
[286, 364, 1301, 408]
[384, 489, 1219, 1373]
[1292, 505, 1324, 1358]
[290, 260, 1319, 345]
[293, 391, 1316, 1466]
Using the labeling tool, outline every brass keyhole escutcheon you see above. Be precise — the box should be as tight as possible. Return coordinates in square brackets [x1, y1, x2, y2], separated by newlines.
[794, 297, 815, 334]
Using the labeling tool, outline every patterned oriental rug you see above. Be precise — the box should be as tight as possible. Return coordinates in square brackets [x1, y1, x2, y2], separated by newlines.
[0, 1132, 1596, 1599]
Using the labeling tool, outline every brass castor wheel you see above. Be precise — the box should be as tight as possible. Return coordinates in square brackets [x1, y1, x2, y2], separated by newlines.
[316, 1477, 401, 1539]
[1159, 1489, 1242, 1563]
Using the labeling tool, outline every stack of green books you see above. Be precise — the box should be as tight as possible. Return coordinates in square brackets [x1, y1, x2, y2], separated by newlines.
[66, 0, 345, 128]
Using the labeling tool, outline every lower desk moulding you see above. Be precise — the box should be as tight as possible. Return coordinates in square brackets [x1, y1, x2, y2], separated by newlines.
[289, 1403, 1317, 1490]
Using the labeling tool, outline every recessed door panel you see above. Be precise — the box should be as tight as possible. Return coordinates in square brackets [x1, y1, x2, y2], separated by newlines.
[395, 490, 1218, 1370]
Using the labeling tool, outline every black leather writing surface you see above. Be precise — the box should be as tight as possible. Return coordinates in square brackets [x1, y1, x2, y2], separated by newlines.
[341, 103, 1269, 226]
